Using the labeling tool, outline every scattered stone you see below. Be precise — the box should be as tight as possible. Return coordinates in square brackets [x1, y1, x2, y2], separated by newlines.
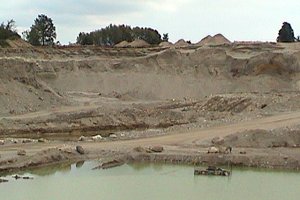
[10, 139, 18, 144]
[207, 146, 219, 154]
[17, 149, 26, 156]
[150, 146, 164, 153]
[92, 135, 102, 141]
[76, 146, 85, 154]
[12, 175, 33, 180]
[22, 139, 35, 143]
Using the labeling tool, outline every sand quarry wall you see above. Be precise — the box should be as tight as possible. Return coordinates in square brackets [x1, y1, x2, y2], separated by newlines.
[0, 45, 300, 115]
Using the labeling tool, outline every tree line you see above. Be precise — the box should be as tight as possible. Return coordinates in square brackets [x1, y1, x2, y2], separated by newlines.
[0, 14, 299, 46]
[76, 24, 168, 46]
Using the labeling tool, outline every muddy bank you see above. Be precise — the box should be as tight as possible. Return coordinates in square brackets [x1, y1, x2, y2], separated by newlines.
[1, 143, 299, 174]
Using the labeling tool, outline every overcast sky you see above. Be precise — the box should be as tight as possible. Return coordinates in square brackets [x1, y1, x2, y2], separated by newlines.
[1, 0, 300, 44]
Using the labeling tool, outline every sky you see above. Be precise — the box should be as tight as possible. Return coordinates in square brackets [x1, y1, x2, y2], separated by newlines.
[1, 0, 300, 44]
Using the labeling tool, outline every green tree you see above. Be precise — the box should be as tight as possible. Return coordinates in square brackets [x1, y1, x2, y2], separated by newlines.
[0, 19, 20, 47]
[25, 14, 56, 46]
[162, 33, 169, 42]
[277, 22, 295, 42]
[0, 19, 20, 40]
[76, 24, 162, 46]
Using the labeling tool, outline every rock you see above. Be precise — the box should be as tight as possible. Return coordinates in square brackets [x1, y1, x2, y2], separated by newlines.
[0, 140, 4, 145]
[93, 159, 125, 170]
[92, 135, 102, 141]
[22, 139, 35, 143]
[38, 138, 47, 143]
[239, 150, 246, 154]
[207, 146, 219, 154]
[109, 134, 118, 139]
[211, 137, 224, 145]
[150, 146, 164, 153]
[17, 150, 26, 156]
[76, 146, 85, 154]
[10, 139, 18, 144]
[78, 136, 87, 141]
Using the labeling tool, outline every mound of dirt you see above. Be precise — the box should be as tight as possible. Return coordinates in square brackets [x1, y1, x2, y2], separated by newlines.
[221, 129, 300, 148]
[115, 41, 130, 48]
[197, 34, 231, 46]
[128, 39, 150, 48]
[159, 41, 173, 47]
[196, 35, 212, 46]
[174, 39, 189, 47]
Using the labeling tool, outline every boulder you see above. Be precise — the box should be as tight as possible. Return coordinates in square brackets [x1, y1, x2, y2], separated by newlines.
[17, 149, 26, 156]
[76, 146, 85, 154]
[92, 135, 102, 141]
[207, 146, 219, 154]
[0, 140, 4, 145]
[150, 146, 164, 153]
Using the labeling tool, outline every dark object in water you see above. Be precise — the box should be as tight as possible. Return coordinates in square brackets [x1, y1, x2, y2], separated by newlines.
[194, 166, 231, 176]
[0, 178, 8, 183]
[93, 159, 125, 170]
[12, 175, 33, 180]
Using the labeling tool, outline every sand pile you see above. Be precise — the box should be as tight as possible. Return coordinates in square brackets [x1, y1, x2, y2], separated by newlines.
[159, 41, 173, 47]
[196, 35, 212, 46]
[128, 39, 150, 48]
[196, 34, 231, 46]
[115, 41, 130, 48]
[174, 39, 189, 47]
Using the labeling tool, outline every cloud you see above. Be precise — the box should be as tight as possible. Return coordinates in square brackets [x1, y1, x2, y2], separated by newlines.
[1, 0, 300, 44]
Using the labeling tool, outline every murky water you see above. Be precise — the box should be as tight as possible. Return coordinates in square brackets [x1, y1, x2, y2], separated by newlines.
[1, 162, 300, 200]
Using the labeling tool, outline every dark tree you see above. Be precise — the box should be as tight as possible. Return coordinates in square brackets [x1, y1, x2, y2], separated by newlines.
[162, 33, 169, 42]
[0, 19, 20, 40]
[24, 14, 56, 46]
[76, 24, 162, 46]
[0, 19, 20, 47]
[277, 22, 295, 42]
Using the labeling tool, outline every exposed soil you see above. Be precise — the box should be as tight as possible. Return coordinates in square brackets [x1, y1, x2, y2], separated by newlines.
[0, 42, 300, 172]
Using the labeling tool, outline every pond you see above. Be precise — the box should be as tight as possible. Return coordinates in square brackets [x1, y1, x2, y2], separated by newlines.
[0, 162, 300, 200]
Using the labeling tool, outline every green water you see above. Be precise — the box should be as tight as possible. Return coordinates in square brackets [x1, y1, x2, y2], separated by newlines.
[1, 162, 300, 200]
